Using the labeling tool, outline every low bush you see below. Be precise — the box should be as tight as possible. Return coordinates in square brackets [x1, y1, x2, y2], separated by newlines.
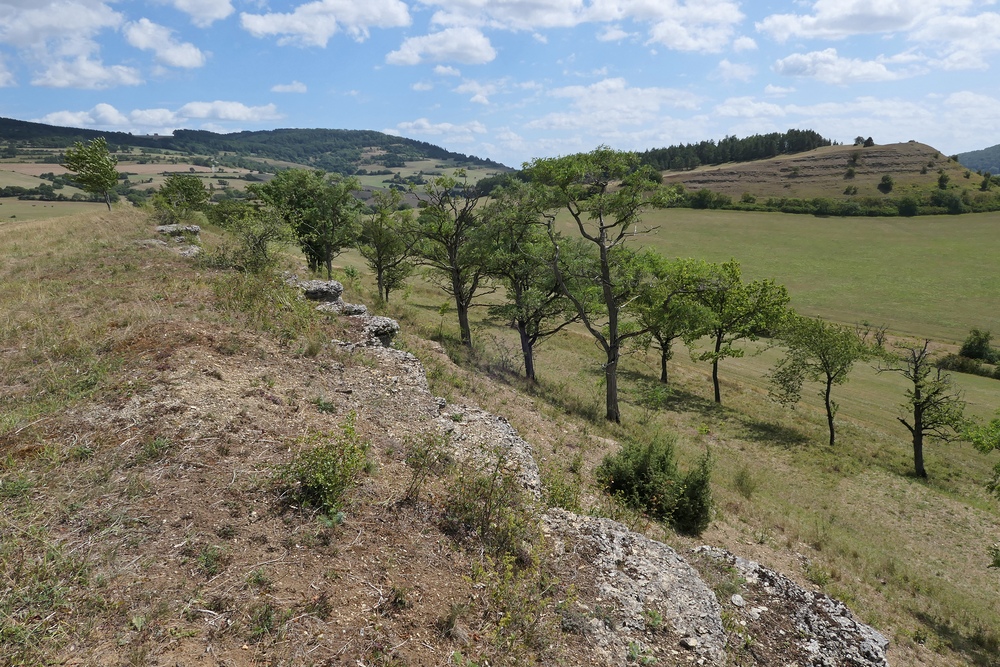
[959, 329, 997, 363]
[595, 434, 713, 535]
[274, 412, 369, 515]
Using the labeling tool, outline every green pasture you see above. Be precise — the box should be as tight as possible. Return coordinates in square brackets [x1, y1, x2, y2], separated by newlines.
[589, 208, 1000, 343]
[0, 199, 104, 221]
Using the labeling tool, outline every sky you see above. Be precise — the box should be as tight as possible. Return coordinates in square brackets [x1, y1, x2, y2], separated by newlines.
[2, 0, 1000, 168]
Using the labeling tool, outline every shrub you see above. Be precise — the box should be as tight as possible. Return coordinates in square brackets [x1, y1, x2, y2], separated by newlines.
[595, 435, 714, 535]
[274, 412, 369, 514]
[877, 175, 894, 194]
[960, 329, 997, 363]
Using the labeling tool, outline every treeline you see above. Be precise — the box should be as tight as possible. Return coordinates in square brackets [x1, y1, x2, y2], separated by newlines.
[0, 117, 506, 174]
[676, 179, 1000, 216]
[957, 143, 1000, 174]
[640, 129, 833, 171]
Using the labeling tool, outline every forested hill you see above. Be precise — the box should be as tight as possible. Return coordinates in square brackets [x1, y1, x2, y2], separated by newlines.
[957, 143, 1000, 174]
[0, 117, 508, 174]
[640, 129, 833, 171]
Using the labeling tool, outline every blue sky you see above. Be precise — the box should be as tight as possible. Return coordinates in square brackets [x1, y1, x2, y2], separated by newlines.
[2, 0, 999, 167]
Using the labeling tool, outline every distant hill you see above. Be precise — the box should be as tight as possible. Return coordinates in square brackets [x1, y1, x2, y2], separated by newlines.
[640, 129, 833, 171]
[957, 144, 1000, 174]
[0, 117, 508, 174]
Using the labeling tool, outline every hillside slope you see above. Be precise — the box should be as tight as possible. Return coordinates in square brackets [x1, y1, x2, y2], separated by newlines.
[957, 143, 1000, 174]
[661, 141, 970, 200]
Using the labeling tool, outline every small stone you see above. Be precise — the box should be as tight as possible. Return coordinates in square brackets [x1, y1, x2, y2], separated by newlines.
[731, 594, 746, 607]
[680, 636, 699, 650]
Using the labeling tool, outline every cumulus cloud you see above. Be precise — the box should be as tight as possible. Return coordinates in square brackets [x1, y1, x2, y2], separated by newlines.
[756, 0, 935, 41]
[597, 25, 631, 42]
[0, 56, 14, 87]
[0, 1, 123, 51]
[178, 100, 281, 121]
[716, 59, 755, 82]
[386, 27, 496, 65]
[32, 56, 142, 88]
[35, 99, 285, 133]
[527, 78, 702, 131]
[169, 0, 234, 27]
[732, 36, 757, 51]
[271, 80, 308, 93]
[773, 48, 925, 84]
[764, 84, 795, 96]
[454, 79, 500, 104]
[392, 117, 487, 144]
[411, 81, 433, 91]
[240, 0, 411, 47]
[125, 18, 207, 68]
[713, 96, 785, 118]
[434, 65, 461, 76]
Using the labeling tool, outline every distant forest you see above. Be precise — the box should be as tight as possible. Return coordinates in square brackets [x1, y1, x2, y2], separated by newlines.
[957, 143, 1000, 175]
[0, 117, 506, 174]
[640, 129, 833, 171]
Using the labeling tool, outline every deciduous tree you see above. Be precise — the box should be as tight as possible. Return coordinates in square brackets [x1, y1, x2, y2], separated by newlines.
[357, 188, 418, 303]
[526, 147, 678, 422]
[415, 170, 491, 347]
[63, 137, 118, 211]
[769, 315, 871, 446]
[691, 260, 790, 404]
[879, 340, 969, 478]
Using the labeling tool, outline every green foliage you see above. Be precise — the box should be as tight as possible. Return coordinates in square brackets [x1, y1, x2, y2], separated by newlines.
[938, 172, 951, 189]
[770, 314, 871, 446]
[251, 169, 362, 278]
[877, 175, 894, 194]
[959, 328, 997, 363]
[62, 137, 118, 210]
[640, 128, 833, 171]
[443, 448, 538, 561]
[358, 188, 418, 303]
[204, 206, 294, 273]
[595, 434, 713, 535]
[692, 259, 790, 404]
[403, 432, 451, 501]
[274, 412, 370, 514]
[153, 173, 209, 221]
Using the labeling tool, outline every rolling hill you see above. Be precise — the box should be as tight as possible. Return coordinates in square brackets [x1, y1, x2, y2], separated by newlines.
[957, 143, 1000, 175]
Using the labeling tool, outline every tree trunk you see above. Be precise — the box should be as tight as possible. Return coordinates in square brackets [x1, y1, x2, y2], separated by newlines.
[913, 431, 926, 478]
[824, 379, 836, 447]
[605, 348, 620, 423]
[456, 301, 472, 347]
[660, 349, 669, 384]
[377, 271, 387, 303]
[517, 321, 536, 382]
[712, 334, 723, 403]
[103, 190, 112, 211]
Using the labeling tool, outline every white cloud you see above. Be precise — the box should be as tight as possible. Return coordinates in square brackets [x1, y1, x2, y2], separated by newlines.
[732, 36, 757, 51]
[597, 25, 630, 42]
[0, 1, 122, 51]
[392, 117, 487, 143]
[434, 65, 461, 76]
[454, 79, 500, 104]
[31, 56, 142, 88]
[386, 27, 496, 65]
[756, 0, 937, 41]
[713, 96, 785, 118]
[271, 80, 308, 93]
[764, 84, 795, 96]
[411, 81, 433, 91]
[35, 99, 285, 133]
[773, 48, 925, 84]
[528, 78, 702, 131]
[178, 100, 282, 121]
[169, 0, 234, 27]
[124, 19, 207, 68]
[419, 0, 743, 53]
[0, 55, 14, 86]
[716, 59, 755, 82]
[240, 0, 411, 47]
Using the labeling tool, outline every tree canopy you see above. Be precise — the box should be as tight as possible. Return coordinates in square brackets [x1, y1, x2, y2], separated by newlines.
[62, 137, 119, 210]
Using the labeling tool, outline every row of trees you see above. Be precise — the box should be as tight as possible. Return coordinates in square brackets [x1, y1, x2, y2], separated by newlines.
[63, 140, 991, 482]
[640, 129, 833, 171]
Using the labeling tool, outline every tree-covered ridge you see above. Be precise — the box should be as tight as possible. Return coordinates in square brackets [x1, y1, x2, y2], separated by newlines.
[0, 117, 507, 174]
[957, 143, 1000, 174]
[640, 129, 833, 171]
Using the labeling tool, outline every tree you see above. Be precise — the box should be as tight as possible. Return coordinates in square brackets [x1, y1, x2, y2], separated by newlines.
[415, 170, 491, 347]
[769, 315, 871, 446]
[251, 169, 362, 279]
[878, 340, 969, 478]
[480, 179, 578, 382]
[967, 412, 1000, 498]
[154, 173, 209, 221]
[633, 257, 714, 384]
[357, 188, 418, 303]
[525, 147, 679, 422]
[938, 172, 951, 189]
[63, 137, 118, 210]
[877, 175, 894, 194]
[691, 260, 790, 404]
